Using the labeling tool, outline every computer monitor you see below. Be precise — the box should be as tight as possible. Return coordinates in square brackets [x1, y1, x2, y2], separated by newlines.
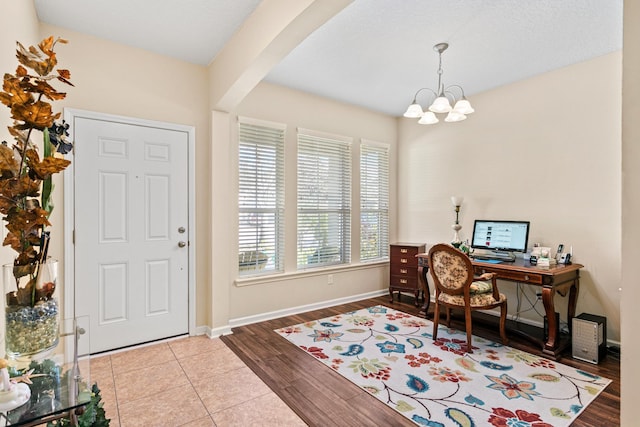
[471, 220, 530, 253]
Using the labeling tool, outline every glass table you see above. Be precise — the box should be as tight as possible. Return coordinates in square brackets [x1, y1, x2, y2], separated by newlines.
[0, 317, 91, 426]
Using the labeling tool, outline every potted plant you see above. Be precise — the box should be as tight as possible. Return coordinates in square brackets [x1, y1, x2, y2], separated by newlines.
[0, 36, 74, 358]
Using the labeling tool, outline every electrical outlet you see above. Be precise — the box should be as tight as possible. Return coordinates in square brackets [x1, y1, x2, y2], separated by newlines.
[328, 274, 334, 285]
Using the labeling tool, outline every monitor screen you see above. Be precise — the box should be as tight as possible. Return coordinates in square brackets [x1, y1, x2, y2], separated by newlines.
[471, 220, 530, 253]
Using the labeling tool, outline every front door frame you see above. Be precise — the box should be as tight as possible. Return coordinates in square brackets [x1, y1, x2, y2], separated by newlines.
[62, 108, 197, 342]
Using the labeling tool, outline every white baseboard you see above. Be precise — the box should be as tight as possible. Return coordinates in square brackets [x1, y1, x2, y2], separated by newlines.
[189, 324, 233, 339]
[203, 291, 621, 351]
[227, 289, 388, 329]
[206, 325, 233, 338]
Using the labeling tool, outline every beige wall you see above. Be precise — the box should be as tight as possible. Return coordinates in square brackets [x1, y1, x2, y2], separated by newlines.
[398, 53, 622, 342]
[621, 0, 639, 424]
[0, 0, 39, 102]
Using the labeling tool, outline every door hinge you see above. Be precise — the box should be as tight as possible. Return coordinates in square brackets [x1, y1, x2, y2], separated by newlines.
[72, 229, 75, 244]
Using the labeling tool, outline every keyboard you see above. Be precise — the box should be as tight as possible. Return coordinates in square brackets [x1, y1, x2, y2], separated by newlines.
[471, 252, 516, 262]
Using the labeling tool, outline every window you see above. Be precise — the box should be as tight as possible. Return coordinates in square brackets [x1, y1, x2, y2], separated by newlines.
[238, 118, 285, 275]
[360, 141, 389, 261]
[297, 129, 352, 268]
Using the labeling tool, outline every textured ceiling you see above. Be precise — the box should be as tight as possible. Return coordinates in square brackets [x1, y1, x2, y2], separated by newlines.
[34, 0, 623, 117]
[34, 0, 262, 65]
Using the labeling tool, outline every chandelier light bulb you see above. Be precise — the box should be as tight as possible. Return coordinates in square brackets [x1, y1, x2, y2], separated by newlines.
[429, 96, 452, 113]
[453, 99, 474, 115]
[445, 110, 467, 122]
[418, 111, 439, 125]
[403, 103, 424, 118]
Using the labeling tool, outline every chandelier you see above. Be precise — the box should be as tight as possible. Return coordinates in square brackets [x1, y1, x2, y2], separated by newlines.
[403, 43, 474, 124]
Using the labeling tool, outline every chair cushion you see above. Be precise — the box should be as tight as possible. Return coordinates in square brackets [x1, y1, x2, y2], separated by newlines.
[470, 280, 493, 294]
[432, 250, 469, 290]
[438, 291, 506, 308]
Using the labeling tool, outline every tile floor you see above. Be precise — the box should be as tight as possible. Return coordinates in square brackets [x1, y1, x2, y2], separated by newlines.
[89, 336, 306, 427]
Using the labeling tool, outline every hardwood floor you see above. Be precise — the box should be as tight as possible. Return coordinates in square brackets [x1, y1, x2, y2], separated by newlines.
[221, 295, 620, 427]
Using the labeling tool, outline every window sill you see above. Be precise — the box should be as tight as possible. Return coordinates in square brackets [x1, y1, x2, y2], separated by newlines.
[234, 259, 389, 287]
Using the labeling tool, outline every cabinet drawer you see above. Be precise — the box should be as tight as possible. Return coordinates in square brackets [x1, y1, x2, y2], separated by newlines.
[390, 245, 421, 258]
[474, 267, 543, 285]
[391, 254, 418, 268]
[390, 264, 416, 276]
[390, 275, 419, 290]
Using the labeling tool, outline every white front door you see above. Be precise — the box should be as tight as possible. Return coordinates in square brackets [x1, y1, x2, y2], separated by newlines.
[72, 115, 190, 353]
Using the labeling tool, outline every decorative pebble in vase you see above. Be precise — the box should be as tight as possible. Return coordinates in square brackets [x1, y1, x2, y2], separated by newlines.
[3, 259, 59, 362]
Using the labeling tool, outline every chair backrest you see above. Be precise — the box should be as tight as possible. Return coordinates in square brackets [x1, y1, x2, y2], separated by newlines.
[427, 243, 473, 296]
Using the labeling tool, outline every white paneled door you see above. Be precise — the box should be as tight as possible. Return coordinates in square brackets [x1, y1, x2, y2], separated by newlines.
[73, 116, 190, 353]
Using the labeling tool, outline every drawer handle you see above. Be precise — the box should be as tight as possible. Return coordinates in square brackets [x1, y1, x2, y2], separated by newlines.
[400, 248, 408, 253]
[400, 258, 408, 264]
[400, 279, 407, 284]
[400, 269, 408, 274]
[524, 275, 530, 281]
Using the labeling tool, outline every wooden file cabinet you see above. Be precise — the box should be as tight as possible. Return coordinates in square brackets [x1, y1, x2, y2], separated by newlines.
[389, 243, 425, 306]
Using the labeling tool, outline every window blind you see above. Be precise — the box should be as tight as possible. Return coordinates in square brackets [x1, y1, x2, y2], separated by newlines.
[238, 118, 285, 275]
[297, 130, 352, 268]
[360, 141, 390, 261]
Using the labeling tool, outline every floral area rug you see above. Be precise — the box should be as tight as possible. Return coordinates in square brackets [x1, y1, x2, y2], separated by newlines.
[275, 305, 611, 427]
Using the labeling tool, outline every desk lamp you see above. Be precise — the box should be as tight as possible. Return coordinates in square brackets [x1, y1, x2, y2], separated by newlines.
[451, 196, 463, 248]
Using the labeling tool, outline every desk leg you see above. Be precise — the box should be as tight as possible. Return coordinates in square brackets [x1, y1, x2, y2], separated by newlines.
[566, 276, 580, 333]
[418, 265, 430, 318]
[541, 285, 559, 355]
[541, 274, 580, 358]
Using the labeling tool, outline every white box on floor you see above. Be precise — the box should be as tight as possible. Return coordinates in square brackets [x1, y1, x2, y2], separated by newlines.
[572, 313, 606, 364]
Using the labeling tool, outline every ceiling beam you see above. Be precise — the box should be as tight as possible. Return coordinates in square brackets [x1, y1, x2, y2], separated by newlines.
[208, 0, 353, 112]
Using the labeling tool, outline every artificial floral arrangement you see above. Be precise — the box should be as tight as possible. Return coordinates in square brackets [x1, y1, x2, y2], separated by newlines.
[0, 36, 110, 426]
[0, 36, 74, 355]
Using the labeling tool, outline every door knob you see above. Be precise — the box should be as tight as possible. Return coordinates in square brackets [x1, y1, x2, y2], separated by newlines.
[178, 241, 187, 248]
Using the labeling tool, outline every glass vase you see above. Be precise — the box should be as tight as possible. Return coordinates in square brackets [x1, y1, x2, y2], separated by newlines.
[3, 259, 60, 362]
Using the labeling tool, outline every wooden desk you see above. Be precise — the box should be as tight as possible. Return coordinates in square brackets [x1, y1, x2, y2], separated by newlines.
[473, 259, 582, 358]
[416, 254, 583, 359]
[416, 254, 430, 315]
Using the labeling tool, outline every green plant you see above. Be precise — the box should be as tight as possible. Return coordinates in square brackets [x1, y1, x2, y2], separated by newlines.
[48, 383, 110, 427]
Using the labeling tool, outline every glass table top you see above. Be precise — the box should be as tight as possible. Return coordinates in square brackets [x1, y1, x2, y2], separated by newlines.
[1, 317, 91, 426]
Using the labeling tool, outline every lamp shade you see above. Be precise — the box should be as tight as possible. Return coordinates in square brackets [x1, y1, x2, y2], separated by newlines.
[453, 99, 475, 115]
[418, 111, 439, 125]
[444, 110, 467, 122]
[428, 96, 452, 113]
[451, 196, 464, 206]
[403, 103, 424, 118]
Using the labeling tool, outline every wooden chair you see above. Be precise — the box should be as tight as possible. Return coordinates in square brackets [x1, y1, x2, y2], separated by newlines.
[427, 243, 508, 353]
